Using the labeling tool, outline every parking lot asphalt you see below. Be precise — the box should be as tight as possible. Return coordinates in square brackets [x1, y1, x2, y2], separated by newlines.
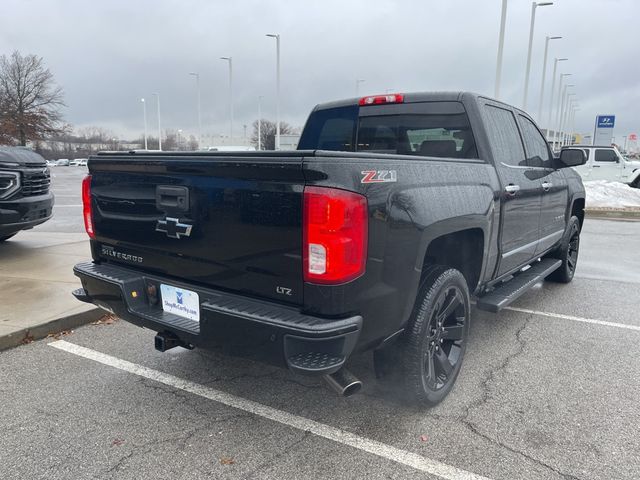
[1, 167, 639, 480]
[40, 166, 87, 233]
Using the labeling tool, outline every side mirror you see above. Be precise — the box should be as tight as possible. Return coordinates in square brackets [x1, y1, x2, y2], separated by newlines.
[557, 149, 587, 168]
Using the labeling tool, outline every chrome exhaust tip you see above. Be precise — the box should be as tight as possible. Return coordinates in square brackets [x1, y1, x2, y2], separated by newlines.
[323, 368, 362, 397]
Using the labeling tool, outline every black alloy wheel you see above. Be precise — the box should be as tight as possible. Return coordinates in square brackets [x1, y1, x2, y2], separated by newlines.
[399, 266, 471, 406]
[547, 216, 581, 283]
[423, 285, 467, 391]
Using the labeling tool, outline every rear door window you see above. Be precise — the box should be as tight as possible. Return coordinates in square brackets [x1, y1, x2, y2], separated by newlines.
[481, 105, 526, 167]
[518, 115, 553, 168]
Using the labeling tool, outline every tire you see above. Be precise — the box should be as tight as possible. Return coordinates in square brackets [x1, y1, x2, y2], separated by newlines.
[546, 216, 580, 283]
[398, 266, 471, 406]
[0, 233, 17, 242]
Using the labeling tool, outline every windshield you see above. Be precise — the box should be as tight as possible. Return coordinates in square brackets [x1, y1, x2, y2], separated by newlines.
[298, 102, 478, 159]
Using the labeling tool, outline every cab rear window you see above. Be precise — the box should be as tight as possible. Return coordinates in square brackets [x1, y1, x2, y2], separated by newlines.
[298, 101, 478, 159]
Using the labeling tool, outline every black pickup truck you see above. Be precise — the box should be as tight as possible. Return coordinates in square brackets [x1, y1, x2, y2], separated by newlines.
[73, 92, 586, 405]
[0, 147, 54, 241]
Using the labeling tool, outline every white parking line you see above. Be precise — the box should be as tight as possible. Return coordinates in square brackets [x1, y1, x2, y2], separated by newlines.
[503, 306, 640, 332]
[49, 340, 491, 480]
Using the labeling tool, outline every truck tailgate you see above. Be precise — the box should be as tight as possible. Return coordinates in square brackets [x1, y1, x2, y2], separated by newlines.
[88, 153, 304, 305]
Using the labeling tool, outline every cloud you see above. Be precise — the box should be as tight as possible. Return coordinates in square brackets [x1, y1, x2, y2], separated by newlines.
[1, 0, 638, 139]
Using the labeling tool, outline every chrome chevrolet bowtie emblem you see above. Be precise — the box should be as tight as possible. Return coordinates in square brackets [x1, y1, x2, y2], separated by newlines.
[156, 217, 192, 239]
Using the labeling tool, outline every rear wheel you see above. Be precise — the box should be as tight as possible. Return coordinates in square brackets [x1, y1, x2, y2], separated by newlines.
[546, 216, 580, 283]
[0, 233, 17, 242]
[398, 266, 470, 406]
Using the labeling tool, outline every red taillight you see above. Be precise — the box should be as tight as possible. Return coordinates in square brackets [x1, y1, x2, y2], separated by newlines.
[358, 93, 404, 106]
[303, 186, 368, 284]
[82, 175, 95, 239]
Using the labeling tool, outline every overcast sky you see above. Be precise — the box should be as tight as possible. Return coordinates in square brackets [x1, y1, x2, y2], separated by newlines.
[2, 0, 639, 143]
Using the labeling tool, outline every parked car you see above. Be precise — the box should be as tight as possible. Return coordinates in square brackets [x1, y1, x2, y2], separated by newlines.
[72, 91, 586, 406]
[55, 158, 70, 166]
[0, 147, 54, 241]
[563, 145, 640, 188]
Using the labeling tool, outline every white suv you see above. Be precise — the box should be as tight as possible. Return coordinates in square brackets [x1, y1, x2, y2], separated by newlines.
[563, 145, 640, 188]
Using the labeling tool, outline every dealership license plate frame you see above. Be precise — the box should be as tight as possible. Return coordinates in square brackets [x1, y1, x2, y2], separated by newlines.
[160, 284, 200, 323]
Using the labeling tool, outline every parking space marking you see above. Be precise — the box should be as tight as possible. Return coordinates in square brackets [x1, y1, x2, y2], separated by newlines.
[49, 340, 491, 480]
[504, 306, 640, 332]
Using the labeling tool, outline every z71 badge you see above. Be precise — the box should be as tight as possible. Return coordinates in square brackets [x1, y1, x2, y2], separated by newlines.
[360, 170, 397, 184]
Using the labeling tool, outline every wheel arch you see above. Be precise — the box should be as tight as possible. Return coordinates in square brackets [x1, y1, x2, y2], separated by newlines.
[419, 225, 487, 295]
[569, 196, 586, 231]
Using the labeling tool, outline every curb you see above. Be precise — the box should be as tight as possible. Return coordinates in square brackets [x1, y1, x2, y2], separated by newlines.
[585, 209, 640, 220]
[0, 307, 104, 351]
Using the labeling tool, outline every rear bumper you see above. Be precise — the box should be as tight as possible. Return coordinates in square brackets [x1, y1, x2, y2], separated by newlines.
[73, 261, 362, 375]
[0, 192, 54, 235]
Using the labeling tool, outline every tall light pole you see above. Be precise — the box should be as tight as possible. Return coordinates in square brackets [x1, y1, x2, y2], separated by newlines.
[141, 98, 148, 150]
[189, 72, 202, 148]
[152, 92, 162, 151]
[537, 36, 561, 121]
[266, 33, 280, 150]
[356, 78, 365, 96]
[220, 57, 233, 141]
[523, 2, 554, 110]
[571, 107, 580, 146]
[553, 74, 571, 148]
[556, 87, 570, 148]
[564, 96, 576, 145]
[560, 96, 575, 146]
[623, 135, 628, 152]
[494, 0, 508, 99]
[546, 57, 567, 139]
[567, 105, 578, 146]
[563, 99, 576, 146]
[257, 95, 263, 151]
[557, 86, 574, 148]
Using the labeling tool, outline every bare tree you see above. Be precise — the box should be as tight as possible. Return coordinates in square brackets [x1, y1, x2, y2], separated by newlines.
[0, 51, 65, 146]
[76, 126, 114, 144]
[251, 119, 293, 150]
[163, 130, 178, 151]
[187, 135, 199, 151]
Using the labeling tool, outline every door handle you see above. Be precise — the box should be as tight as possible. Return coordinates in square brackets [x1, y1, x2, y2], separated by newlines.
[541, 181, 552, 192]
[592, 165, 601, 168]
[504, 184, 520, 196]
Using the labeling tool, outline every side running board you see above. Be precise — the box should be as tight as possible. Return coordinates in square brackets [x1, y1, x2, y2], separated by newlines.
[476, 258, 562, 313]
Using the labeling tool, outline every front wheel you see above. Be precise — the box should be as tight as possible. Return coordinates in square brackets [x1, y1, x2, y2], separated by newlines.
[398, 266, 470, 406]
[546, 216, 580, 283]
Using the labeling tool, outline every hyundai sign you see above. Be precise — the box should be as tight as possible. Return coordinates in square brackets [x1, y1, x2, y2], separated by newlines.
[594, 114, 615, 145]
[596, 115, 615, 128]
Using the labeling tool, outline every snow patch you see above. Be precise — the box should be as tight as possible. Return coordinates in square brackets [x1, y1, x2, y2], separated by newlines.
[584, 180, 640, 209]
